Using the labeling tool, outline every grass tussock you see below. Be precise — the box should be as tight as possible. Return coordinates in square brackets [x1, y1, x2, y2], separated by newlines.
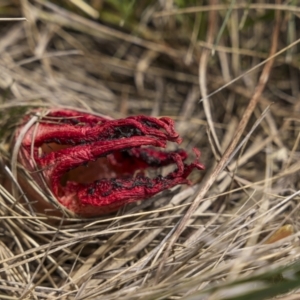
[0, 1, 300, 299]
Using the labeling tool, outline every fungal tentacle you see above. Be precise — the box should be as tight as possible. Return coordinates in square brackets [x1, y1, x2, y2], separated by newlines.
[36, 137, 165, 166]
[21, 117, 179, 148]
[68, 151, 203, 208]
[43, 109, 108, 124]
[108, 148, 189, 172]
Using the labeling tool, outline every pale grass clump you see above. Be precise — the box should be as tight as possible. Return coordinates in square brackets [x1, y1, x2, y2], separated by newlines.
[0, 1, 300, 299]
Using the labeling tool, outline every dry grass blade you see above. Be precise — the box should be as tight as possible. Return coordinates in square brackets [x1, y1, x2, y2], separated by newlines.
[153, 3, 300, 17]
[199, 0, 221, 153]
[0, 18, 26, 21]
[156, 0, 282, 281]
[69, 0, 99, 19]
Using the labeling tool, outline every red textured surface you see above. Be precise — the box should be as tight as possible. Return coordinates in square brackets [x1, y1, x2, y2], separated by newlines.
[17, 109, 205, 217]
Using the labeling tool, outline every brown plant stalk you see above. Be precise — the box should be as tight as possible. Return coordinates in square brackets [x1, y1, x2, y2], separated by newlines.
[156, 0, 282, 280]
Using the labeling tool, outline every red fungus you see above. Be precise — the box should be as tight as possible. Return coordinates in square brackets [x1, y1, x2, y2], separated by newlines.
[16, 108, 204, 217]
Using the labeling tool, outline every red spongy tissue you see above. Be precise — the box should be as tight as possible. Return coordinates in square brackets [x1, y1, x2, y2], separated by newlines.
[16, 109, 204, 217]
